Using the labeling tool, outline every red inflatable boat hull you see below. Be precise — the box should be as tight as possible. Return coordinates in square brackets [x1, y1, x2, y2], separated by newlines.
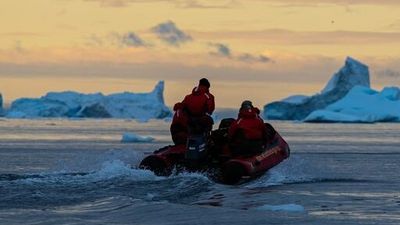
[221, 131, 289, 184]
[140, 123, 290, 184]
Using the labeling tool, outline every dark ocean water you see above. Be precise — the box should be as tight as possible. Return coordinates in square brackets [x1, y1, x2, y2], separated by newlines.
[0, 119, 399, 225]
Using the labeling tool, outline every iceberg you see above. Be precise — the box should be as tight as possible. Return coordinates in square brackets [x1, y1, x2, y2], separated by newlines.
[0, 93, 3, 115]
[6, 81, 172, 120]
[304, 86, 400, 123]
[264, 57, 370, 120]
[121, 132, 155, 143]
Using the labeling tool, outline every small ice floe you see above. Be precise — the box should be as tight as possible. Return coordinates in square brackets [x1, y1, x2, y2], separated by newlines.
[255, 204, 306, 213]
[146, 193, 156, 200]
[163, 117, 172, 122]
[121, 132, 154, 143]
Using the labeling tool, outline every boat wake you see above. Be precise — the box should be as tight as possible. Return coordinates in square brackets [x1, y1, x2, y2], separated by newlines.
[0, 153, 213, 209]
[245, 155, 377, 188]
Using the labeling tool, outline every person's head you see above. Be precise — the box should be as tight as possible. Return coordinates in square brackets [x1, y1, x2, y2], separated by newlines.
[240, 100, 253, 110]
[199, 78, 210, 89]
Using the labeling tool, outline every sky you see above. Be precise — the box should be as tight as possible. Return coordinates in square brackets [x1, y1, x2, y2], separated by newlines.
[0, 0, 400, 108]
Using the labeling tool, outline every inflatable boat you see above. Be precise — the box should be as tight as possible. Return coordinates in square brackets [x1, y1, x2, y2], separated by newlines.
[139, 119, 290, 184]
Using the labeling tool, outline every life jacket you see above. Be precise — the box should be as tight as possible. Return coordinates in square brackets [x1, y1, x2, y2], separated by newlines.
[181, 85, 215, 117]
[228, 107, 266, 141]
[170, 86, 215, 141]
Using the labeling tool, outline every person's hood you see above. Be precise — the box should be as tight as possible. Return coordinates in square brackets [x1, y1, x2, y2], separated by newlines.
[191, 85, 209, 95]
[238, 107, 260, 119]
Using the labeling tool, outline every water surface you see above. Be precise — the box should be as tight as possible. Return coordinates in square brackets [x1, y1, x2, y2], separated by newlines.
[0, 119, 399, 224]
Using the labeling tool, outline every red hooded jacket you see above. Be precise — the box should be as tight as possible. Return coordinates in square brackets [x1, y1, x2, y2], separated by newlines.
[170, 85, 215, 144]
[228, 107, 266, 140]
[181, 85, 215, 117]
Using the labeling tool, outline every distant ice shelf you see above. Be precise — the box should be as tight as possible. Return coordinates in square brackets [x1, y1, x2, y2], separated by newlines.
[5, 81, 171, 120]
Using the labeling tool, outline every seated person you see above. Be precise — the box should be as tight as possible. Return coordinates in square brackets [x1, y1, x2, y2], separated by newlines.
[170, 78, 215, 144]
[228, 100, 267, 156]
[170, 102, 189, 145]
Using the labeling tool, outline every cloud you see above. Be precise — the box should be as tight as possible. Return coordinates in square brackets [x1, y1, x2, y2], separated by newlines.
[151, 21, 192, 46]
[209, 42, 271, 63]
[238, 53, 271, 63]
[174, 0, 238, 9]
[85, 32, 147, 47]
[83, 0, 400, 7]
[194, 29, 400, 45]
[209, 43, 231, 57]
[0, 59, 309, 81]
[257, 0, 400, 5]
[85, 0, 129, 7]
[83, 0, 238, 8]
[120, 32, 147, 47]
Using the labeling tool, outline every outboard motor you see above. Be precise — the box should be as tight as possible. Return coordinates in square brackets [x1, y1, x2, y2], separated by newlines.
[184, 115, 213, 169]
[185, 134, 208, 168]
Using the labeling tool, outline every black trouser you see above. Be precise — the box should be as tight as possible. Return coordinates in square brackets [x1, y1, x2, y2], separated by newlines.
[187, 115, 213, 135]
[170, 115, 213, 145]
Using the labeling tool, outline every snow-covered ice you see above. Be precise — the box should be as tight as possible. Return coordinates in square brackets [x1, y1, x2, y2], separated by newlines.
[264, 57, 400, 123]
[6, 81, 171, 120]
[304, 86, 400, 123]
[280, 95, 308, 104]
[264, 57, 370, 120]
[121, 132, 155, 143]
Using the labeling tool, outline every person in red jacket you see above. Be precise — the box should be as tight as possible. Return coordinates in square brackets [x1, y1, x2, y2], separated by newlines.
[170, 78, 215, 144]
[228, 100, 267, 155]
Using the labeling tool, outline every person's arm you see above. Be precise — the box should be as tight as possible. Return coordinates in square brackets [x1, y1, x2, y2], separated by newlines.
[180, 95, 190, 111]
[205, 93, 215, 115]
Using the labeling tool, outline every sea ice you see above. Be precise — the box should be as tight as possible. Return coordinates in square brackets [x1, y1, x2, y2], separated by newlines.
[121, 132, 155, 143]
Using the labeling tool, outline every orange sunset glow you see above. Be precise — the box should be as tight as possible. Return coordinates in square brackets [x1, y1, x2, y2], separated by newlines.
[1, 0, 400, 107]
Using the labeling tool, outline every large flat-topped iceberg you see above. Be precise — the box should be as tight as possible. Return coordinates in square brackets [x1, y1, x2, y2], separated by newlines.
[6, 81, 171, 120]
[264, 57, 370, 120]
[304, 86, 400, 123]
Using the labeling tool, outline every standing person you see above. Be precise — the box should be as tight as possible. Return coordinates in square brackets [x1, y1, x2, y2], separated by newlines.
[228, 100, 267, 155]
[170, 78, 215, 145]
